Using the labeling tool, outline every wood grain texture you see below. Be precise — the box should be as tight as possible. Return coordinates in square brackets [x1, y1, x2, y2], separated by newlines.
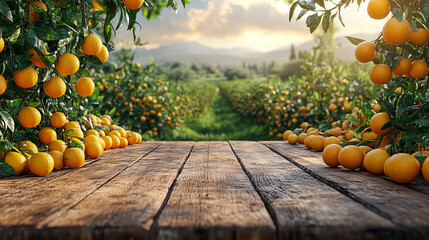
[262, 141, 429, 233]
[0, 142, 162, 240]
[230, 141, 396, 240]
[43, 141, 195, 240]
[156, 141, 276, 240]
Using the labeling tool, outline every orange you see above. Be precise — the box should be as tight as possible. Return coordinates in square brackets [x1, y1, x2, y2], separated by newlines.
[393, 58, 412, 76]
[127, 132, 139, 145]
[322, 144, 342, 167]
[384, 153, 420, 184]
[93, 0, 103, 11]
[367, 0, 390, 19]
[84, 135, 101, 144]
[354, 42, 376, 63]
[0, 75, 7, 95]
[382, 18, 410, 46]
[29, 152, 54, 177]
[55, 53, 80, 75]
[119, 137, 128, 148]
[13, 66, 38, 88]
[18, 107, 41, 128]
[68, 128, 84, 139]
[18, 141, 38, 159]
[304, 135, 314, 149]
[39, 127, 57, 145]
[85, 142, 103, 158]
[361, 131, 378, 147]
[81, 34, 102, 55]
[373, 104, 382, 112]
[0, 38, 4, 53]
[117, 127, 127, 137]
[50, 112, 67, 128]
[323, 136, 341, 148]
[359, 146, 373, 156]
[43, 76, 66, 98]
[310, 135, 325, 152]
[422, 158, 429, 183]
[345, 131, 355, 141]
[338, 145, 364, 170]
[369, 64, 392, 85]
[283, 130, 292, 141]
[110, 135, 120, 149]
[85, 129, 99, 137]
[297, 133, 308, 144]
[29, 1, 47, 23]
[49, 150, 64, 169]
[28, 48, 49, 68]
[123, 0, 144, 10]
[328, 103, 337, 112]
[409, 28, 429, 46]
[363, 149, 390, 175]
[75, 77, 95, 97]
[96, 45, 109, 63]
[48, 140, 67, 153]
[101, 136, 113, 149]
[287, 134, 298, 145]
[64, 121, 80, 130]
[410, 60, 428, 79]
[64, 148, 85, 168]
[370, 112, 393, 135]
[5, 152, 27, 173]
[109, 130, 122, 138]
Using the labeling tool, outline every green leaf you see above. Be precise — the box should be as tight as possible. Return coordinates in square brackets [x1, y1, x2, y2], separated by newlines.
[392, 8, 404, 22]
[34, 27, 70, 41]
[289, 1, 299, 22]
[0, 161, 18, 176]
[63, 129, 75, 137]
[297, 9, 309, 20]
[322, 10, 331, 32]
[345, 36, 366, 46]
[0, 111, 14, 132]
[315, 0, 325, 8]
[0, 0, 12, 22]
[401, 127, 429, 141]
[412, 118, 429, 127]
[299, 0, 316, 11]
[306, 13, 321, 33]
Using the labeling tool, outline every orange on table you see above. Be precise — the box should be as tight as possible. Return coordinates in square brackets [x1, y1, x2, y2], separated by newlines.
[4, 152, 27, 174]
[310, 135, 325, 152]
[119, 137, 128, 148]
[127, 132, 140, 145]
[370, 112, 393, 135]
[364, 149, 389, 175]
[323, 136, 340, 148]
[18, 107, 41, 128]
[384, 153, 420, 184]
[29, 152, 54, 177]
[287, 134, 298, 145]
[101, 136, 113, 149]
[64, 148, 85, 168]
[338, 145, 364, 170]
[85, 129, 100, 137]
[283, 130, 292, 141]
[68, 128, 84, 139]
[109, 130, 121, 138]
[85, 142, 103, 158]
[49, 150, 64, 170]
[304, 135, 314, 149]
[297, 133, 308, 144]
[110, 135, 120, 149]
[322, 144, 342, 167]
[48, 140, 67, 153]
[422, 158, 429, 183]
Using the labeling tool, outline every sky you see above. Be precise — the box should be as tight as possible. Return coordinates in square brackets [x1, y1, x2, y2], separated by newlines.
[116, 0, 386, 52]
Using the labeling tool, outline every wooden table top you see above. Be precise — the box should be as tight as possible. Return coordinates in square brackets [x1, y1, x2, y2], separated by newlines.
[1, 141, 428, 240]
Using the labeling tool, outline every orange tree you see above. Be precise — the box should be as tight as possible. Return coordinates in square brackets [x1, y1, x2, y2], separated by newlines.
[0, 0, 188, 175]
[289, 0, 429, 155]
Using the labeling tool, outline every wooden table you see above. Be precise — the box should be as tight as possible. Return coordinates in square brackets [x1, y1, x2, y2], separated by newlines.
[1, 141, 429, 240]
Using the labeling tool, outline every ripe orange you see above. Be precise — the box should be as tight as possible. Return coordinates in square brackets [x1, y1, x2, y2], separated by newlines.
[101, 136, 113, 149]
[117, 127, 127, 137]
[18, 141, 38, 159]
[75, 77, 95, 97]
[393, 58, 412, 76]
[310, 135, 325, 152]
[81, 34, 103, 55]
[123, 0, 144, 10]
[64, 121, 81, 130]
[29, 1, 47, 23]
[29, 152, 54, 177]
[93, 0, 103, 11]
[304, 135, 314, 149]
[85, 129, 100, 137]
[48, 140, 67, 153]
[86, 142, 103, 158]
[96, 45, 109, 63]
[29, 48, 49, 68]
[410, 60, 429, 79]
[361, 131, 378, 147]
[345, 131, 355, 141]
[382, 18, 410, 46]
[409, 28, 429, 46]
[5, 152, 27, 173]
[109, 130, 122, 138]
[84, 135, 101, 144]
[110, 135, 120, 149]
[422, 158, 429, 183]
[369, 64, 392, 85]
[43, 76, 66, 98]
[68, 128, 84, 139]
[323, 136, 340, 148]
[384, 153, 420, 184]
[355, 42, 376, 63]
[39, 127, 57, 145]
[367, 0, 390, 19]
[50, 112, 67, 128]
[283, 130, 293, 141]
[297, 133, 308, 144]
[287, 134, 298, 145]
[363, 149, 390, 175]
[328, 103, 337, 112]
[64, 148, 85, 168]
[119, 137, 128, 148]
[322, 144, 342, 167]
[49, 150, 64, 169]
[13, 66, 38, 88]
[127, 132, 140, 145]
[55, 53, 80, 75]
[18, 107, 41, 128]
[0, 38, 4, 53]
[0, 75, 7, 95]
[373, 104, 382, 112]
[370, 112, 393, 135]
[338, 145, 364, 170]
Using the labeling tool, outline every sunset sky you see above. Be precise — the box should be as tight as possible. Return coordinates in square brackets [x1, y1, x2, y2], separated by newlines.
[117, 0, 386, 52]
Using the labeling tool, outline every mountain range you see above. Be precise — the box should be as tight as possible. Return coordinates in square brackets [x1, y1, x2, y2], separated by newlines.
[115, 33, 377, 66]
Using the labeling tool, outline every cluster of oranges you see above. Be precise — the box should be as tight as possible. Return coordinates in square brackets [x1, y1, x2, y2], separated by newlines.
[355, 0, 429, 85]
[284, 106, 429, 184]
[1, 113, 142, 177]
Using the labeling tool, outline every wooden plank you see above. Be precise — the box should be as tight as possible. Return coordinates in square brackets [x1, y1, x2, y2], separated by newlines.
[262, 141, 429, 231]
[155, 141, 276, 240]
[0, 142, 162, 240]
[230, 141, 397, 240]
[41, 141, 195, 240]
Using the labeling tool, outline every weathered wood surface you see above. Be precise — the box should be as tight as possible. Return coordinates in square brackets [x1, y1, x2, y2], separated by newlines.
[262, 141, 429, 234]
[156, 141, 276, 240]
[1, 141, 429, 240]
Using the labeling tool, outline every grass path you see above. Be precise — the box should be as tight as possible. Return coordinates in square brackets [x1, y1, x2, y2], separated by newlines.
[163, 87, 272, 141]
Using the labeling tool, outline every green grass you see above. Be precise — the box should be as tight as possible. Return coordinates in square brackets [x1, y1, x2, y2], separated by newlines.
[163, 87, 272, 141]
